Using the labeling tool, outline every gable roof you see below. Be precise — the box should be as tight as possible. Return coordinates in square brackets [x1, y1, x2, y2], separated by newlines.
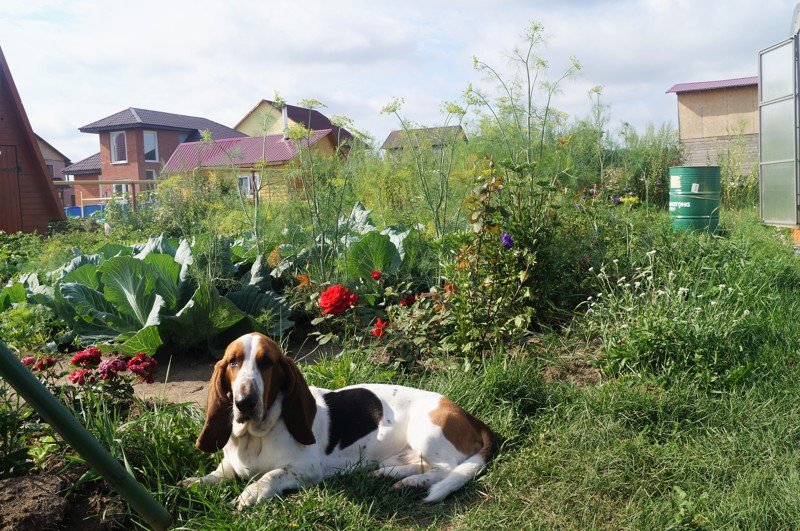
[35, 133, 71, 164]
[63, 152, 101, 175]
[79, 107, 246, 141]
[235, 99, 353, 141]
[666, 76, 758, 94]
[0, 46, 64, 222]
[381, 125, 466, 150]
[163, 129, 333, 174]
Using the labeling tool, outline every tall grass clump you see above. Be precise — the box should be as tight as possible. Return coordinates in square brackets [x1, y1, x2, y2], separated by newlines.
[578, 210, 800, 388]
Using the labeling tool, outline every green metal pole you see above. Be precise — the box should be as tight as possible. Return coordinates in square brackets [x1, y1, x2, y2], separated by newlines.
[0, 341, 173, 530]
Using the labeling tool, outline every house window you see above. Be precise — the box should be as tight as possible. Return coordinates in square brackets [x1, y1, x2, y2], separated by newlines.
[113, 183, 129, 195]
[46, 164, 54, 177]
[144, 131, 158, 162]
[238, 174, 252, 196]
[144, 169, 157, 190]
[179, 132, 190, 143]
[110, 131, 127, 163]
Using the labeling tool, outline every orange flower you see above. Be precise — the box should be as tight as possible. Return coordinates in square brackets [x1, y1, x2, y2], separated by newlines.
[296, 274, 310, 289]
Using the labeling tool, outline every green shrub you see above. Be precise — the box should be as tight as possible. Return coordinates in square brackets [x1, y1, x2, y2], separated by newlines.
[0, 302, 59, 353]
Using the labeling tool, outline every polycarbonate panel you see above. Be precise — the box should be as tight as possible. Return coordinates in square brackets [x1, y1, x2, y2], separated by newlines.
[760, 99, 796, 162]
[761, 41, 794, 102]
[762, 162, 797, 224]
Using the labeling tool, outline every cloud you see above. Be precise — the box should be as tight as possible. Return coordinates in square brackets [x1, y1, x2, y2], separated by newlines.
[0, 0, 796, 160]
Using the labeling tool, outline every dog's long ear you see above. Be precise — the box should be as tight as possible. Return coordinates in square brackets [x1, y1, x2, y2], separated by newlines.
[279, 356, 317, 445]
[196, 359, 233, 453]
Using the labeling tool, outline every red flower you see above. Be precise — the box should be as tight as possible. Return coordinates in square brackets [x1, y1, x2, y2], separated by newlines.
[98, 358, 127, 380]
[21, 356, 35, 367]
[318, 284, 359, 315]
[398, 294, 417, 307]
[127, 353, 157, 384]
[71, 347, 102, 367]
[32, 356, 56, 372]
[371, 317, 388, 338]
[371, 270, 382, 280]
[68, 369, 91, 385]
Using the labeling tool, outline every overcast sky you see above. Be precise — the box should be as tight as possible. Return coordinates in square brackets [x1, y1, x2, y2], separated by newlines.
[1, 0, 797, 162]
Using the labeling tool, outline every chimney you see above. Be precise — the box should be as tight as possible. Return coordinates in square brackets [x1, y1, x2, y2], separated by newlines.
[282, 106, 289, 139]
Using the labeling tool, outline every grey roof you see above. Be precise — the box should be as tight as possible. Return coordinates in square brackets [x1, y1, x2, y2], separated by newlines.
[381, 125, 466, 150]
[63, 152, 101, 175]
[79, 107, 246, 141]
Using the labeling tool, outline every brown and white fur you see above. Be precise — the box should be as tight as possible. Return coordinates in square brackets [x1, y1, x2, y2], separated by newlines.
[180, 333, 496, 509]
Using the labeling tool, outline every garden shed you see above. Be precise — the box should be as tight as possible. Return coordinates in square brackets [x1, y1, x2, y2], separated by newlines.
[0, 46, 64, 234]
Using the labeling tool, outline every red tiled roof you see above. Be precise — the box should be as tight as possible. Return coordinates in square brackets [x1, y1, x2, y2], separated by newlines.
[666, 76, 758, 94]
[79, 107, 246, 141]
[63, 152, 100, 175]
[162, 129, 333, 174]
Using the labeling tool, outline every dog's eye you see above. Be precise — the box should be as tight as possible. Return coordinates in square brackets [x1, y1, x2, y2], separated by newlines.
[229, 359, 240, 368]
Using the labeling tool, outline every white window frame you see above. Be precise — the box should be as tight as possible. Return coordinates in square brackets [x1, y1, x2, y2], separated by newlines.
[112, 183, 129, 195]
[145, 169, 157, 180]
[143, 130, 159, 162]
[110, 131, 127, 163]
[238, 173, 253, 197]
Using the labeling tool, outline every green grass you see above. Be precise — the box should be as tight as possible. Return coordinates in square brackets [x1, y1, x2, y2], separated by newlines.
[9, 209, 800, 529]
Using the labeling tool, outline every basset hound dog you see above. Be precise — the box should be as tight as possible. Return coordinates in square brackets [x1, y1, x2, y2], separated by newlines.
[180, 332, 497, 509]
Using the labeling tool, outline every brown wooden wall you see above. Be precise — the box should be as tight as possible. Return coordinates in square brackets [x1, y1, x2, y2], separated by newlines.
[0, 54, 64, 234]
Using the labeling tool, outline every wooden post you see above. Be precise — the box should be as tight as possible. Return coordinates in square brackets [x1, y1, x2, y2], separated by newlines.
[130, 182, 137, 213]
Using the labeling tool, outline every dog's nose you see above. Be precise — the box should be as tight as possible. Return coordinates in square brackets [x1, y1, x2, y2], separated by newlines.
[235, 393, 257, 413]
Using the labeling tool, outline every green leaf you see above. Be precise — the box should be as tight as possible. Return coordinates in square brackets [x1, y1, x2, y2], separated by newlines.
[162, 285, 247, 348]
[226, 285, 293, 335]
[143, 253, 181, 311]
[98, 257, 163, 328]
[62, 264, 101, 291]
[59, 282, 137, 332]
[118, 325, 163, 355]
[0, 283, 26, 311]
[133, 235, 176, 259]
[94, 243, 132, 260]
[346, 231, 401, 279]
[240, 254, 272, 291]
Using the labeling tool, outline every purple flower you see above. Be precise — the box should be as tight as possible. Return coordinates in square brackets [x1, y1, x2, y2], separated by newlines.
[501, 233, 514, 249]
[613, 196, 622, 204]
[589, 188, 596, 195]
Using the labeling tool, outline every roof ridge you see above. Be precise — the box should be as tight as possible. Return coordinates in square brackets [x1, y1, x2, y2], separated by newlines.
[129, 107, 142, 123]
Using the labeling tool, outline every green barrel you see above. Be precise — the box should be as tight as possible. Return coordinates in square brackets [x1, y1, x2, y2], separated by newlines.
[668, 166, 721, 233]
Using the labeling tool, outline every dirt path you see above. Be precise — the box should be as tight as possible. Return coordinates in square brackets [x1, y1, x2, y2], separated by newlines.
[131, 338, 340, 406]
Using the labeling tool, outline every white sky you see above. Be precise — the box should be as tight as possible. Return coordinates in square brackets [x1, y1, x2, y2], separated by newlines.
[1, 0, 797, 162]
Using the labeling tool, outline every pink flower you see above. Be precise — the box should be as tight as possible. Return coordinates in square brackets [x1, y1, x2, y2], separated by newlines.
[318, 284, 359, 316]
[68, 369, 91, 385]
[71, 347, 102, 367]
[371, 317, 388, 338]
[98, 358, 127, 380]
[21, 356, 35, 367]
[371, 270, 382, 280]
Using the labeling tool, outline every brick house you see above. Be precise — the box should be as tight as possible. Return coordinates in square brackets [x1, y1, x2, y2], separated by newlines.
[666, 76, 758, 174]
[0, 46, 64, 233]
[63, 108, 245, 206]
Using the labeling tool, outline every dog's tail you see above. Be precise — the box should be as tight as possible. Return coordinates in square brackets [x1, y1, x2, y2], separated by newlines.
[423, 424, 497, 503]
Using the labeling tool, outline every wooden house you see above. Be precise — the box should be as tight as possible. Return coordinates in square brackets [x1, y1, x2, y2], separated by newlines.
[0, 46, 64, 233]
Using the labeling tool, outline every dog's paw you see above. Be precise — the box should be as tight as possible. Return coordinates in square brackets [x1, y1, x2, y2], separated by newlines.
[235, 484, 261, 510]
[179, 477, 202, 488]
